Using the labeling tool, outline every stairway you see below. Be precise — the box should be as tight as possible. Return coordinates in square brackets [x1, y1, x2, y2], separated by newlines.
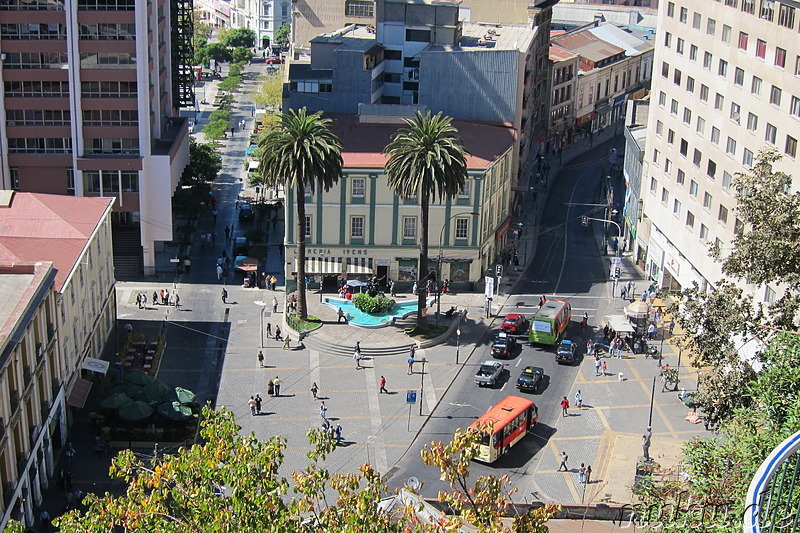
[112, 229, 143, 280]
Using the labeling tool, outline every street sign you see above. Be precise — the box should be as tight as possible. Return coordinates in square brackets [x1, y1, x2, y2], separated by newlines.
[485, 276, 495, 298]
[406, 390, 417, 404]
[169, 258, 180, 263]
[611, 256, 622, 268]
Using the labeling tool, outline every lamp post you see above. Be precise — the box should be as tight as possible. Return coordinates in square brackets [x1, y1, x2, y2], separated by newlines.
[436, 211, 479, 327]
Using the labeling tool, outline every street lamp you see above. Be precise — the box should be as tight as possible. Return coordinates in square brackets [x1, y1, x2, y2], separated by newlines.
[437, 211, 479, 327]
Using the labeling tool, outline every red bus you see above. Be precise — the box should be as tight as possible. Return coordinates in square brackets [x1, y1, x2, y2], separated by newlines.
[468, 396, 538, 463]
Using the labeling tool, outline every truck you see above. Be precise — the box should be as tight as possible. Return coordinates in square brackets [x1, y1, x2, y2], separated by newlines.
[475, 361, 504, 387]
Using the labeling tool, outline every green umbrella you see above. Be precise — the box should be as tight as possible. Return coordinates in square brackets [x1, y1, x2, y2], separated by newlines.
[165, 387, 197, 405]
[157, 401, 193, 421]
[144, 380, 171, 400]
[124, 370, 154, 386]
[118, 401, 154, 422]
[113, 383, 143, 398]
[99, 393, 133, 410]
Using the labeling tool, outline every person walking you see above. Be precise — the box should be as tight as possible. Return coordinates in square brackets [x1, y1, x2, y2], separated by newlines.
[574, 390, 582, 410]
[255, 394, 262, 415]
[354, 349, 362, 369]
[183, 258, 191, 274]
[320, 401, 328, 421]
[266, 322, 272, 338]
[221, 288, 228, 303]
[272, 296, 279, 313]
[585, 464, 592, 484]
[586, 339, 594, 357]
[248, 396, 257, 415]
[224, 225, 230, 242]
[602, 361, 608, 375]
[335, 423, 342, 442]
[560, 396, 570, 417]
[379, 375, 388, 393]
[174, 293, 180, 308]
[152, 291, 158, 306]
[311, 382, 318, 399]
[594, 357, 601, 376]
[337, 308, 346, 323]
[65, 442, 76, 466]
[579, 463, 586, 484]
[267, 379, 274, 397]
[216, 264, 223, 280]
[558, 451, 568, 471]
[274, 325, 282, 341]
[282, 335, 291, 350]
[273, 376, 281, 396]
[257, 350, 264, 367]
[407, 354, 415, 375]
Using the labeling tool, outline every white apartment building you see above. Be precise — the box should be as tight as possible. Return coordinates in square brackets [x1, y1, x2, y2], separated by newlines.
[231, 0, 291, 49]
[640, 0, 800, 302]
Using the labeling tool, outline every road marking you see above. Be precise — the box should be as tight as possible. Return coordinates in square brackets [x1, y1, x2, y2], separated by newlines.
[515, 358, 522, 367]
[500, 380, 508, 391]
[364, 363, 389, 473]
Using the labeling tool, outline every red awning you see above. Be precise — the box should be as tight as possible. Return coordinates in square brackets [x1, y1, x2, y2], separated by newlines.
[494, 217, 512, 241]
[66, 378, 93, 409]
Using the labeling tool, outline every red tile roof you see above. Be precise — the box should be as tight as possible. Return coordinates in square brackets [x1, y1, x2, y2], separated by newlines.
[327, 114, 516, 170]
[0, 193, 114, 291]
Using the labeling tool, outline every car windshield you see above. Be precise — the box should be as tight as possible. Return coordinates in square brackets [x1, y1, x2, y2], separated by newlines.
[504, 317, 516, 323]
[480, 364, 495, 372]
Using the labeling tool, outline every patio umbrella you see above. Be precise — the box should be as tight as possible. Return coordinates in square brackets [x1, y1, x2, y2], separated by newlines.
[124, 370, 154, 386]
[235, 257, 259, 272]
[118, 401, 154, 422]
[99, 393, 133, 410]
[113, 383, 143, 398]
[143, 380, 171, 400]
[157, 401, 193, 421]
[624, 301, 651, 319]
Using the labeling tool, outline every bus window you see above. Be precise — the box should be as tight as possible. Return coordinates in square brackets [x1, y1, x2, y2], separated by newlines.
[478, 431, 491, 446]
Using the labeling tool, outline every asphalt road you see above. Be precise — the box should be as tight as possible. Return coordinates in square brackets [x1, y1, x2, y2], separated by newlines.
[386, 137, 626, 497]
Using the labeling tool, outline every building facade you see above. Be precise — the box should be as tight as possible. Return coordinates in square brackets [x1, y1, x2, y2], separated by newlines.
[284, 113, 516, 291]
[231, 0, 292, 50]
[640, 0, 800, 300]
[548, 45, 578, 140]
[196, 0, 232, 28]
[0, 0, 191, 276]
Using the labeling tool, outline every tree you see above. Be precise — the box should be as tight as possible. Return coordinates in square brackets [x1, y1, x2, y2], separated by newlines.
[250, 70, 283, 110]
[232, 46, 252, 64]
[203, 119, 230, 141]
[194, 42, 232, 66]
[258, 109, 343, 321]
[274, 22, 290, 48]
[182, 138, 222, 184]
[222, 27, 256, 49]
[383, 111, 468, 331]
[192, 10, 212, 54]
[217, 75, 242, 93]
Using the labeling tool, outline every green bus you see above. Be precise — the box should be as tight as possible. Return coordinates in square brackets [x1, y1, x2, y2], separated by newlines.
[528, 299, 572, 345]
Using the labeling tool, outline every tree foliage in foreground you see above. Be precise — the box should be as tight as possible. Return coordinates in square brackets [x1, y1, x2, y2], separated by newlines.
[182, 138, 222, 184]
[6, 407, 555, 532]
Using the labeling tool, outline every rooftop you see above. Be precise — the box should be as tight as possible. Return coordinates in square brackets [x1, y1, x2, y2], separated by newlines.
[551, 28, 625, 64]
[457, 22, 536, 52]
[311, 24, 378, 52]
[587, 22, 653, 56]
[0, 262, 55, 364]
[327, 114, 516, 170]
[549, 45, 577, 62]
[0, 193, 114, 291]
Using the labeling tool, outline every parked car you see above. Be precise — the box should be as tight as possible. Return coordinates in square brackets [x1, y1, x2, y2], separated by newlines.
[238, 204, 254, 222]
[500, 313, 527, 334]
[232, 236, 250, 256]
[475, 361, 504, 387]
[491, 332, 517, 359]
[555, 340, 576, 364]
[516, 366, 544, 392]
[266, 55, 284, 64]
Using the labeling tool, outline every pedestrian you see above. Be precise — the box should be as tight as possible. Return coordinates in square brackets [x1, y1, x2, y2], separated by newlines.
[669, 320, 676, 336]
[221, 288, 228, 303]
[594, 357, 601, 376]
[230, 126, 235, 137]
[647, 322, 656, 340]
[212, 209, 218, 224]
[257, 350, 264, 367]
[274, 325, 282, 341]
[354, 349, 362, 369]
[273, 376, 281, 396]
[337, 307, 346, 323]
[184, 258, 191, 274]
[621, 286, 627, 300]
[602, 361, 608, 375]
[579, 463, 586, 484]
[267, 379, 274, 396]
[224, 225, 230, 241]
[282, 335, 291, 350]
[311, 382, 318, 399]
[603, 324, 610, 341]
[159, 289, 165, 304]
[574, 390, 582, 410]
[335, 423, 342, 442]
[248, 396, 257, 415]
[174, 293, 180, 308]
[320, 401, 328, 421]
[273, 296, 278, 313]
[271, 275, 277, 290]
[65, 442, 75, 466]
[586, 339, 594, 356]
[380, 375, 388, 393]
[255, 394, 262, 415]
[216, 264, 223, 280]
[560, 396, 569, 417]
[558, 451, 568, 471]
[152, 291, 158, 306]
[355, 341, 361, 355]
[266, 322, 272, 338]
[40, 510, 51, 532]
[57, 468, 65, 491]
[407, 354, 415, 375]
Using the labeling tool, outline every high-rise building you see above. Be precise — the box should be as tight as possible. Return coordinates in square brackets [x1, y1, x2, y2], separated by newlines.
[0, 0, 193, 276]
[639, 0, 800, 301]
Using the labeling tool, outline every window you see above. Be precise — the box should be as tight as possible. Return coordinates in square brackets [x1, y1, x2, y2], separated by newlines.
[726, 137, 737, 155]
[747, 112, 758, 131]
[779, 4, 796, 28]
[676, 38, 685, 55]
[671, 99, 679, 115]
[756, 39, 766, 59]
[661, 187, 670, 203]
[78, 23, 135, 40]
[734, 217, 745, 236]
[81, 81, 137, 97]
[1, 23, 65, 39]
[659, 91, 667, 106]
[700, 224, 710, 241]
[686, 211, 695, 228]
[711, 127, 720, 144]
[791, 96, 800, 117]
[77, 0, 134, 9]
[458, 181, 470, 199]
[775, 47, 787, 68]
[6, 109, 70, 126]
[667, 128, 675, 142]
[66, 167, 74, 195]
[650, 177, 658, 192]
[771, 85, 782, 106]
[714, 93, 724, 110]
[82, 109, 137, 126]
[690, 180, 699, 197]
[3, 52, 67, 68]
[9, 167, 20, 190]
[686, 76, 695, 92]
[718, 205, 729, 223]
[667, 1, 675, 16]
[718, 59, 728, 77]
[344, 0, 374, 17]
[455, 218, 468, 240]
[707, 18, 716, 36]
[4, 80, 69, 97]
[351, 177, 365, 198]
[693, 149, 702, 167]
[704, 51, 713, 69]
[742, 0, 755, 13]
[723, 171, 733, 191]
[700, 84, 709, 101]
[86, 138, 139, 155]
[304, 216, 312, 238]
[673, 199, 682, 215]
[761, 0, 775, 21]
[730, 102, 741, 122]
[683, 107, 692, 124]
[665, 159, 673, 174]
[7, 137, 71, 153]
[653, 148, 660, 164]
[703, 192, 713, 209]
[680, 139, 689, 156]
[796, 56, 800, 76]
[707, 160, 717, 179]
[734, 67, 744, 86]
[693, 12, 701, 29]
[664, 33, 672, 48]
[661, 61, 670, 78]
[680, 6, 688, 22]
[786, 135, 798, 158]
[677, 169, 686, 185]
[405, 29, 430, 42]
[403, 217, 416, 240]
[690, 44, 698, 61]
[765, 286, 776, 304]
[350, 216, 364, 239]
[674, 69, 682, 85]
[79, 52, 136, 69]
[722, 24, 731, 43]
[696, 117, 706, 134]
[738, 32, 749, 50]
[752, 76, 762, 95]
[765, 123, 777, 144]
[656, 121, 664, 135]
[743, 148, 754, 167]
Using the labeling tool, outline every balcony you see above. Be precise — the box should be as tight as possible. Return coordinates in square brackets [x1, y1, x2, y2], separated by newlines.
[152, 116, 188, 156]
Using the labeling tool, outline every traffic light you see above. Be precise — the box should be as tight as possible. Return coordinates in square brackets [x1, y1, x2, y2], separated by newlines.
[615, 267, 621, 278]
[581, 215, 588, 227]
[496, 264, 503, 278]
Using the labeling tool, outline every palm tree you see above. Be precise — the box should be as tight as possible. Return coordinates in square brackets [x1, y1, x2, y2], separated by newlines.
[258, 108, 343, 320]
[384, 111, 468, 330]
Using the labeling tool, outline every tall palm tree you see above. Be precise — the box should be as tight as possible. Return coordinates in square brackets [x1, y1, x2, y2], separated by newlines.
[384, 111, 468, 330]
[258, 108, 343, 320]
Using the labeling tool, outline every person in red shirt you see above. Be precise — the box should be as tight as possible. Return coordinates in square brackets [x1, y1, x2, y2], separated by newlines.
[560, 396, 570, 417]
[379, 376, 388, 394]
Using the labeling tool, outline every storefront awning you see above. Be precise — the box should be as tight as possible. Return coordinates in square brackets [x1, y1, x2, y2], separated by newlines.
[295, 257, 374, 275]
[82, 357, 110, 375]
[605, 314, 636, 333]
[66, 378, 93, 409]
[596, 104, 612, 115]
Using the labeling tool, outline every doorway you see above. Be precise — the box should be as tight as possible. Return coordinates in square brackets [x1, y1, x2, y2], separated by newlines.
[376, 265, 389, 290]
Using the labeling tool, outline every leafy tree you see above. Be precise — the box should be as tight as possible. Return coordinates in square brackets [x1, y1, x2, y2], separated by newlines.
[383, 111, 468, 331]
[203, 119, 230, 141]
[217, 75, 242, 93]
[192, 10, 213, 42]
[250, 70, 283, 110]
[222, 27, 256, 49]
[232, 46, 253, 64]
[208, 109, 231, 122]
[228, 61, 245, 78]
[194, 42, 232, 66]
[274, 22, 290, 48]
[182, 138, 222, 184]
[258, 109, 343, 321]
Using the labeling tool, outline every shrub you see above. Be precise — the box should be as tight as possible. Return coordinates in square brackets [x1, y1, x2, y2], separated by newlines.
[352, 293, 394, 314]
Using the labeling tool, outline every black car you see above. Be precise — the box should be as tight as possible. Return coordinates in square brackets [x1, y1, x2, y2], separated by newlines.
[516, 366, 544, 392]
[491, 332, 517, 359]
[238, 204, 254, 222]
